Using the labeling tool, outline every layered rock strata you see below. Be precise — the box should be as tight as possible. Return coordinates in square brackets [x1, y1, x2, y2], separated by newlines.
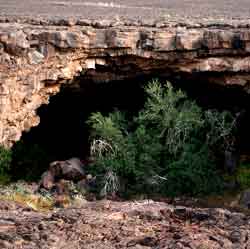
[1, 20, 250, 147]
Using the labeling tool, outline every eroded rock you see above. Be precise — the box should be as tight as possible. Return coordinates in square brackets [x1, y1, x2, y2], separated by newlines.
[28, 50, 44, 64]
[1, 21, 250, 147]
[40, 157, 85, 191]
[0, 199, 249, 249]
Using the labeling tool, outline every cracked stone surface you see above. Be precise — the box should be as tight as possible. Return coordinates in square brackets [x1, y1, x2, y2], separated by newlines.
[0, 199, 250, 249]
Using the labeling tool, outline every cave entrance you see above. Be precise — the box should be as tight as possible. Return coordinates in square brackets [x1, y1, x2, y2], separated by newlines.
[11, 76, 147, 180]
[11, 72, 250, 181]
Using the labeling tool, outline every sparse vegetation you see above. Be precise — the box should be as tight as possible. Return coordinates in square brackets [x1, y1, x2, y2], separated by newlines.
[87, 80, 234, 197]
[223, 163, 250, 189]
[0, 80, 237, 199]
[237, 164, 250, 188]
[0, 182, 54, 211]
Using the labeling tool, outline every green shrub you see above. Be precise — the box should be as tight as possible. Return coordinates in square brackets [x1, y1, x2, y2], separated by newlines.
[87, 80, 234, 197]
[223, 163, 250, 189]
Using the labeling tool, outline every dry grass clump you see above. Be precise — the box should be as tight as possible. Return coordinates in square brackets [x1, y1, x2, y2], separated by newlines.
[0, 193, 54, 211]
[0, 181, 87, 211]
[0, 181, 54, 211]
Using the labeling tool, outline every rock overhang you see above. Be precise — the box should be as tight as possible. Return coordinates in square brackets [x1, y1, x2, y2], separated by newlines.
[1, 1, 250, 147]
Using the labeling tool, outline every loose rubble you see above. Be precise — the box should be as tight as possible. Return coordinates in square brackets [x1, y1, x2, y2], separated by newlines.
[0, 198, 249, 248]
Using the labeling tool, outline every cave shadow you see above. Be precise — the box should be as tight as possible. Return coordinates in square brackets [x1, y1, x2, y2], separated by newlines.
[169, 73, 250, 155]
[10, 73, 250, 180]
[10, 76, 147, 180]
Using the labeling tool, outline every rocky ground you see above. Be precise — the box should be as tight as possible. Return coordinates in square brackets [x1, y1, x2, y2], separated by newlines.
[0, 161, 250, 249]
[0, 197, 250, 249]
[1, 1, 250, 248]
[1, 0, 250, 26]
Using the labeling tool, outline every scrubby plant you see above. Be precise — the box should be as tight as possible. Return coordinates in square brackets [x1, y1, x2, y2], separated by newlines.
[204, 109, 236, 161]
[223, 163, 250, 189]
[0, 181, 54, 211]
[100, 170, 120, 197]
[87, 80, 234, 197]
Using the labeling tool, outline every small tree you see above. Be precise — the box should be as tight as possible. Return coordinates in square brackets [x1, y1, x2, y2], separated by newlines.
[87, 80, 233, 197]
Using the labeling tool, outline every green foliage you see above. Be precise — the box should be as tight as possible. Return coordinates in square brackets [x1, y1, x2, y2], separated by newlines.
[204, 109, 235, 150]
[167, 142, 221, 196]
[237, 165, 250, 189]
[223, 163, 250, 189]
[0, 146, 12, 185]
[87, 80, 233, 197]
[137, 82, 204, 155]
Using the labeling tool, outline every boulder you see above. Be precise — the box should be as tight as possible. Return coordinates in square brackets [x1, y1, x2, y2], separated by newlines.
[40, 170, 54, 190]
[61, 158, 85, 181]
[28, 50, 44, 64]
[49, 157, 85, 182]
[39, 158, 85, 190]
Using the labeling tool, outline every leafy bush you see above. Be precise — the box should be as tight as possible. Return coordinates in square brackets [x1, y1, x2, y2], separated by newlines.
[87, 80, 234, 197]
[223, 163, 250, 189]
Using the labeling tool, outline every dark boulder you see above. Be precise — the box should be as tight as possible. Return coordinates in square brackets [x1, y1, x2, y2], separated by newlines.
[50, 157, 85, 182]
[39, 158, 85, 190]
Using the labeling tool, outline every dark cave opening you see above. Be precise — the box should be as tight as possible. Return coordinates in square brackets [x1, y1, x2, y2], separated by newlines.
[30, 78, 146, 160]
[11, 77, 146, 180]
[10, 73, 250, 180]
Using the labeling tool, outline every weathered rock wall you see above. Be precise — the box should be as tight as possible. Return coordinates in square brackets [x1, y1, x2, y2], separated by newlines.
[1, 21, 250, 147]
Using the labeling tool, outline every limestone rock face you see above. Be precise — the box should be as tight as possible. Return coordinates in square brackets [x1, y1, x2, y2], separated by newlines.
[1, 19, 250, 147]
